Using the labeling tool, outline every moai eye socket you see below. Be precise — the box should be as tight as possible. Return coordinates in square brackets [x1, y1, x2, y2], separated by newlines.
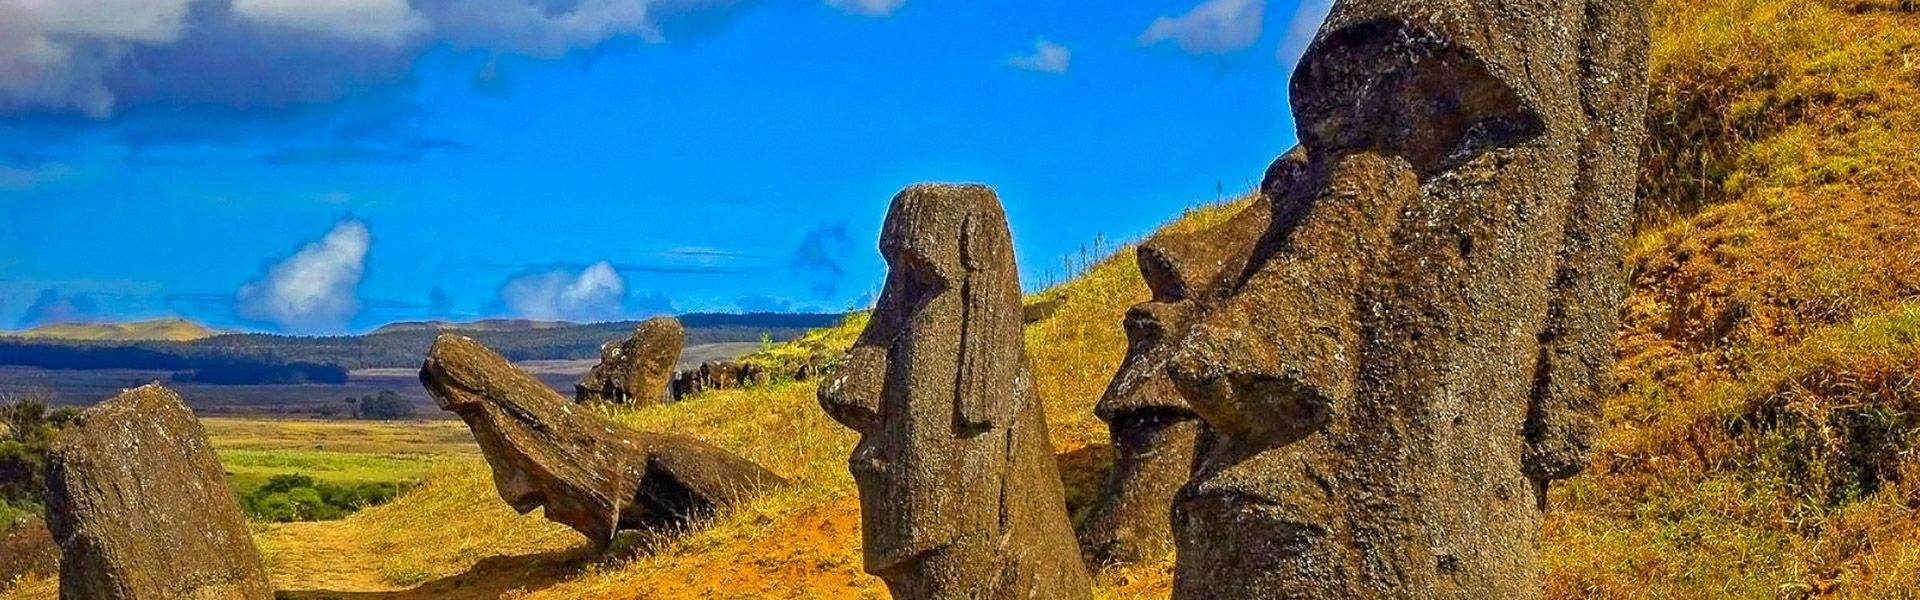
[1291, 20, 1543, 175]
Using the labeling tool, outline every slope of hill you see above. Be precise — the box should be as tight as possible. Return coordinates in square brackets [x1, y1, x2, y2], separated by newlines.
[369, 319, 572, 335]
[3, 319, 222, 342]
[1546, 0, 1920, 596]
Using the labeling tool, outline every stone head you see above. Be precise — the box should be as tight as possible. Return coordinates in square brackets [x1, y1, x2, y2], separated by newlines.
[818, 183, 1026, 573]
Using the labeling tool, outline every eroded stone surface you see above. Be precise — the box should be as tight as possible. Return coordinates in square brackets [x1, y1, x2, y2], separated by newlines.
[576, 316, 684, 405]
[422, 334, 785, 548]
[45, 384, 273, 600]
[819, 184, 1091, 600]
[1079, 151, 1301, 567]
[1162, 1, 1651, 597]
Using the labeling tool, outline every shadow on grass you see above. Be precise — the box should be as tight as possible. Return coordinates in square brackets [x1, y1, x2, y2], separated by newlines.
[275, 548, 589, 600]
[1058, 444, 1114, 523]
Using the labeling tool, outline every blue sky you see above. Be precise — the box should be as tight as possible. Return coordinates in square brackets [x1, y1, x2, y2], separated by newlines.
[0, 0, 1331, 334]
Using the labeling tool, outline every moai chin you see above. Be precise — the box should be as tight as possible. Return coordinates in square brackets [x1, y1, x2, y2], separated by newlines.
[819, 183, 1092, 600]
[1162, 0, 1651, 598]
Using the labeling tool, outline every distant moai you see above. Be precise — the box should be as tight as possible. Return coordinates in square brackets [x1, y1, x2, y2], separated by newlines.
[818, 184, 1092, 600]
[1158, 0, 1652, 597]
[1078, 149, 1303, 567]
[45, 384, 274, 600]
[576, 315, 684, 404]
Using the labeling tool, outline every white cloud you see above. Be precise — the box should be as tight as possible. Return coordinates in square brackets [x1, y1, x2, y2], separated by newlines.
[824, 0, 903, 17]
[0, 0, 194, 117]
[236, 219, 371, 333]
[1138, 0, 1266, 55]
[0, 0, 759, 116]
[499, 261, 628, 322]
[232, 0, 428, 46]
[1276, 0, 1333, 68]
[1007, 39, 1070, 74]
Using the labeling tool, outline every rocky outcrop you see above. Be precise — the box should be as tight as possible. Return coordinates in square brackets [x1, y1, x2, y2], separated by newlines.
[44, 384, 273, 600]
[819, 184, 1091, 600]
[1078, 150, 1303, 568]
[421, 334, 786, 548]
[1160, 1, 1652, 598]
[667, 360, 766, 400]
[576, 316, 684, 405]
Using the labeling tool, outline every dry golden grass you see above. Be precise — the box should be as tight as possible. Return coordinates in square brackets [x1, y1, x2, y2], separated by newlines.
[1, 318, 221, 342]
[1546, 0, 1920, 597]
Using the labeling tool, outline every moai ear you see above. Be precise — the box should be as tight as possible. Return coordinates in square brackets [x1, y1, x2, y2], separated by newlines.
[954, 208, 1022, 432]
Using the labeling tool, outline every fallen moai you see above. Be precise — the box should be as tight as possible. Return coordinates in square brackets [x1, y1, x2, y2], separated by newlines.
[44, 383, 274, 600]
[819, 184, 1092, 599]
[422, 334, 786, 548]
[576, 315, 685, 405]
[1159, 0, 1652, 597]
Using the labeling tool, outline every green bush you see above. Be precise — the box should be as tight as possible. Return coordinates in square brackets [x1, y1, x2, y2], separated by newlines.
[239, 473, 405, 522]
[0, 391, 80, 512]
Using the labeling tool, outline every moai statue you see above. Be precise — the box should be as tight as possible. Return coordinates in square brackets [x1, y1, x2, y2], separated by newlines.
[576, 316, 685, 405]
[819, 184, 1092, 600]
[46, 384, 274, 600]
[1079, 148, 1305, 567]
[1161, 0, 1651, 598]
[423, 334, 785, 548]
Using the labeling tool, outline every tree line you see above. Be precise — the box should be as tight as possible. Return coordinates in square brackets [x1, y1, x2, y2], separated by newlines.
[0, 313, 841, 384]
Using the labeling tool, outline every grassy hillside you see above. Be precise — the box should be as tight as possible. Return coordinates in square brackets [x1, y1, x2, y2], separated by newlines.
[1546, 0, 1920, 596]
[7, 1, 1919, 598]
[3, 318, 222, 342]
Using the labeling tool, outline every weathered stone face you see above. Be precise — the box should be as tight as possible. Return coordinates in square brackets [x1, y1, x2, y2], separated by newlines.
[1163, 1, 1650, 597]
[577, 316, 685, 405]
[44, 384, 273, 600]
[422, 334, 785, 548]
[818, 184, 1091, 600]
[1079, 151, 1303, 567]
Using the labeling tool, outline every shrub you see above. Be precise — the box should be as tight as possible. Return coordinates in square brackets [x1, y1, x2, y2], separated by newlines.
[240, 473, 405, 522]
[0, 390, 79, 512]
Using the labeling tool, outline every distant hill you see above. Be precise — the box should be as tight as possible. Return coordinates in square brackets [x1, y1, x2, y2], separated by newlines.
[3, 318, 223, 342]
[0, 312, 847, 378]
[370, 319, 572, 335]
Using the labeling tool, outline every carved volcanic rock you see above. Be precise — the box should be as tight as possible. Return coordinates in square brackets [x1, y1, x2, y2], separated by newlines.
[422, 334, 785, 547]
[1079, 149, 1302, 567]
[819, 184, 1091, 600]
[44, 384, 273, 600]
[1161, 1, 1651, 598]
[576, 316, 685, 405]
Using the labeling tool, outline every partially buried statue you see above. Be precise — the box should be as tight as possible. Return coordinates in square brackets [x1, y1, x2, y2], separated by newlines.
[576, 315, 684, 405]
[1158, 0, 1651, 597]
[422, 334, 785, 548]
[819, 184, 1091, 599]
[1078, 148, 1302, 567]
[45, 384, 274, 600]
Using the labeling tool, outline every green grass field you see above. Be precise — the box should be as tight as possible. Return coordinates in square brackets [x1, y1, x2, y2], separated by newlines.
[200, 418, 481, 499]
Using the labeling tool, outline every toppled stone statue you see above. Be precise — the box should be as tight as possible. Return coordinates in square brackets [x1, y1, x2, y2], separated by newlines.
[45, 384, 274, 599]
[1161, 1, 1650, 597]
[1078, 150, 1301, 567]
[422, 334, 786, 548]
[576, 316, 685, 405]
[819, 184, 1091, 599]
